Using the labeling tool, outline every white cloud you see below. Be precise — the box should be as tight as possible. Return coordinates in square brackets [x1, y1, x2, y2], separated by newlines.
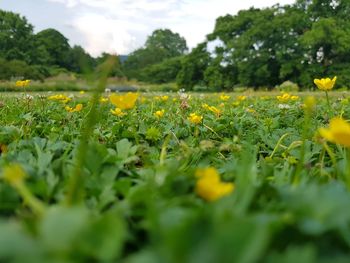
[72, 13, 142, 56]
[47, 0, 295, 56]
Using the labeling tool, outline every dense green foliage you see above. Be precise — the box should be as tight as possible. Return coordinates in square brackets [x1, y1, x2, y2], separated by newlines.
[0, 10, 121, 80]
[177, 0, 350, 90]
[124, 29, 188, 82]
[2, 0, 350, 89]
[1, 90, 350, 262]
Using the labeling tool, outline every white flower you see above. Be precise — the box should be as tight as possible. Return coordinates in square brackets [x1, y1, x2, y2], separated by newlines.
[24, 94, 34, 100]
[278, 104, 291, 109]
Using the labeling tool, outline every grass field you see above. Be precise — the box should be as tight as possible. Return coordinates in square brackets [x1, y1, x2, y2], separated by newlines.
[1, 89, 350, 262]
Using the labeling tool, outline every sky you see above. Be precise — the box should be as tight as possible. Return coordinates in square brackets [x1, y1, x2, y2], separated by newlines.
[0, 0, 295, 57]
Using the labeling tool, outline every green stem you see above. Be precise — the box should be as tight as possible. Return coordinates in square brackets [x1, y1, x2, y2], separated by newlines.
[15, 182, 45, 217]
[269, 133, 290, 159]
[323, 142, 337, 177]
[160, 134, 171, 166]
[346, 149, 350, 189]
[325, 91, 332, 117]
[65, 58, 114, 206]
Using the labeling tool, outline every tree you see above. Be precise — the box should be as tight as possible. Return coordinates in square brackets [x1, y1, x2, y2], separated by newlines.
[0, 10, 35, 63]
[35, 28, 71, 68]
[67, 45, 95, 73]
[176, 43, 211, 90]
[140, 56, 183, 84]
[95, 54, 124, 78]
[145, 29, 188, 58]
[124, 29, 188, 80]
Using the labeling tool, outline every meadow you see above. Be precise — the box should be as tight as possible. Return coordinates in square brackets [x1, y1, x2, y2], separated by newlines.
[1, 78, 350, 262]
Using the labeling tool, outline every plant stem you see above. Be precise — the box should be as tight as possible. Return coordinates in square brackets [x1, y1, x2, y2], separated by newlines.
[65, 58, 114, 206]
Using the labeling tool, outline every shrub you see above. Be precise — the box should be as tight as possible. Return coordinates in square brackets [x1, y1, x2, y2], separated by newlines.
[276, 80, 300, 92]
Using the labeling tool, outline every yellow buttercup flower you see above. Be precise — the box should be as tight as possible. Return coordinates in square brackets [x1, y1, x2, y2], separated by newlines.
[161, 95, 169, 102]
[319, 118, 350, 147]
[188, 113, 203, 125]
[208, 106, 222, 117]
[100, 97, 108, 103]
[79, 91, 85, 94]
[3, 163, 27, 186]
[232, 101, 240, 107]
[276, 93, 291, 102]
[202, 103, 210, 110]
[48, 94, 71, 103]
[237, 95, 247, 101]
[154, 109, 165, 118]
[291, 95, 299, 101]
[195, 167, 234, 202]
[15, 80, 30, 87]
[65, 104, 83, 113]
[246, 108, 256, 113]
[203, 104, 222, 117]
[220, 94, 230, 101]
[110, 107, 126, 117]
[314, 77, 337, 91]
[110, 92, 138, 110]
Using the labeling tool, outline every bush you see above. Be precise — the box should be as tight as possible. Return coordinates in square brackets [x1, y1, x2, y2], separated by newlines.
[140, 57, 183, 84]
[276, 80, 300, 92]
[0, 58, 49, 81]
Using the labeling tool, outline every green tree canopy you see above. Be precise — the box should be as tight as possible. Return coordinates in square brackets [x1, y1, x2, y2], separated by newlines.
[0, 10, 35, 63]
[145, 29, 188, 58]
[35, 28, 71, 68]
[124, 28, 188, 80]
[179, 0, 350, 90]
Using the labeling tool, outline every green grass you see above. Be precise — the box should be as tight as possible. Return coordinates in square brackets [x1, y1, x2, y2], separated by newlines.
[0, 90, 350, 262]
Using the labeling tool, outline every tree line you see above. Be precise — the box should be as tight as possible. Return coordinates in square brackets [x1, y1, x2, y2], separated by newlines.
[1, 0, 350, 90]
[0, 10, 123, 81]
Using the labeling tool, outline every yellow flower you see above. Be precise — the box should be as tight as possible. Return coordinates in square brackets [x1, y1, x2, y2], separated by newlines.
[232, 101, 240, 107]
[154, 109, 165, 118]
[65, 104, 83, 113]
[110, 107, 126, 117]
[195, 167, 234, 202]
[314, 76, 337, 91]
[237, 95, 247, 101]
[79, 91, 85, 94]
[110, 92, 138, 110]
[100, 97, 108, 103]
[319, 118, 350, 147]
[202, 103, 210, 110]
[3, 163, 26, 186]
[203, 104, 221, 117]
[291, 95, 299, 101]
[220, 94, 230, 101]
[188, 113, 203, 125]
[15, 80, 30, 87]
[161, 95, 169, 102]
[48, 94, 71, 103]
[246, 108, 256, 113]
[276, 93, 291, 102]
[207, 106, 222, 117]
